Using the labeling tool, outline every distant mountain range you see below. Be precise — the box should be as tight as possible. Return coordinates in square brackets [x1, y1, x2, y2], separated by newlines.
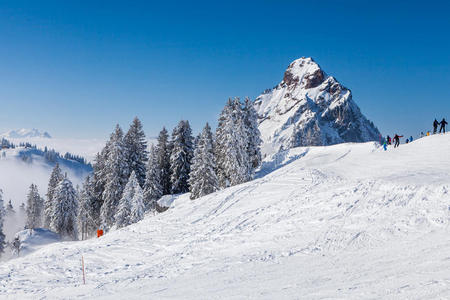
[1, 128, 52, 139]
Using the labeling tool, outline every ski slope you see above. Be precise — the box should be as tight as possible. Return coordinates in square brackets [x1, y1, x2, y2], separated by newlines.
[1, 134, 450, 299]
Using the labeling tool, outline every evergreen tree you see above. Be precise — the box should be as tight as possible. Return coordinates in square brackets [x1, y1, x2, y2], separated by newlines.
[114, 172, 137, 228]
[51, 177, 78, 239]
[100, 125, 129, 229]
[170, 120, 194, 194]
[156, 127, 172, 195]
[25, 184, 44, 229]
[143, 145, 163, 210]
[78, 176, 97, 240]
[215, 98, 251, 188]
[130, 181, 145, 223]
[0, 190, 5, 256]
[44, 163, 64, 228]
[6, 199, 14, 215]
[243, 97, 262, 169]
[189, 123, 218, 199]
[124, 117, 148, 187]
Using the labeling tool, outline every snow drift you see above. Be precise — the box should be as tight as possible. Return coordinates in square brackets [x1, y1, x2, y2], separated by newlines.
[0, 134, 449, 299]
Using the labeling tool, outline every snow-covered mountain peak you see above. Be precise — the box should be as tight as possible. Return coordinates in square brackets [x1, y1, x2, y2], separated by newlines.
[281, 57, 324, 89]
[1, 128, 52, 139]
[255, 57, 380, 156]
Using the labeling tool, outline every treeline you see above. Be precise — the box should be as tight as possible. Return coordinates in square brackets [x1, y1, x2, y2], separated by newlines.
[10, 97, 261, 241]
[0, 137, 89, 166]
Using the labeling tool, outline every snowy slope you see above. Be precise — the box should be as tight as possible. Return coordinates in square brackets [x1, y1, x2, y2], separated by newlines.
[1, 134, 450, 299]
[255, 57, 380, 156]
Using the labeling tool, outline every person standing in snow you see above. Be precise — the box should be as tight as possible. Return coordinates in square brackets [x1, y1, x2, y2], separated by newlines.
[409, 136, 413, 142]
[433, 119, 439, 134]
[386, 135, 392, 145]
[440, 118, 448, 133]
[393, 134, 403, 148]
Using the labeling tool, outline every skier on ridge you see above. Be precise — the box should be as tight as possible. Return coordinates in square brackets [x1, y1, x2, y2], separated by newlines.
[433, 119, 439, 134]
[393, 134, 403, 148]
[440, 118, 448, 133]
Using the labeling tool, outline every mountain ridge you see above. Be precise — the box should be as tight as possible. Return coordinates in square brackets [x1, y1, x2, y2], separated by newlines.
[1, 128, 52, 139]
[255, 57, 380, 156]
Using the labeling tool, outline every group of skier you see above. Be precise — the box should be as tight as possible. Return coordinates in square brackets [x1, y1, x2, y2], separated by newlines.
[433, 118, 448, 134]
[385, 134, 412, 148]
[383, 117, 447, 151]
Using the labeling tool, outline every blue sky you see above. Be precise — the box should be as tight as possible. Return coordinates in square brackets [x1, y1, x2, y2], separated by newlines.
[0, 0, 449, 139]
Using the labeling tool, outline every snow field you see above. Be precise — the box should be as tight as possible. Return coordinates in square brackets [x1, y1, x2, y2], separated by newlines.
[0, 134, 449, 299]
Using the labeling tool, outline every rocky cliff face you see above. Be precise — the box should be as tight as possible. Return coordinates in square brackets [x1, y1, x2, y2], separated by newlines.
[254, 57, 380, 155]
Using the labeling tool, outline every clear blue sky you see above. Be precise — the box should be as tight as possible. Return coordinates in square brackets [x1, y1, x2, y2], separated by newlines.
[0, 0, 449, 139]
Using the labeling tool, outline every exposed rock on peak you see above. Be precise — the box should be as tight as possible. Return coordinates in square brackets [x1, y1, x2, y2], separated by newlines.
[255, 57, 380, 155]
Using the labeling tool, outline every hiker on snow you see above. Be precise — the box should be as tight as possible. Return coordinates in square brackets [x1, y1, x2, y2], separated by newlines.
[393, 134, 403, 148]
[386, 135, 392, 145]
[440, 118, 448, 133]
[433, 119, 439, 134]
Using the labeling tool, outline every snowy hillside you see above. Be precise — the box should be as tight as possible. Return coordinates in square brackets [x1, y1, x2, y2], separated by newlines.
[3, 136, 156, 163]
[255, 57, 380, 156]
[1, 134, 450, 299]
[0, 147, 91, 241]
[0, 128, 51, 139]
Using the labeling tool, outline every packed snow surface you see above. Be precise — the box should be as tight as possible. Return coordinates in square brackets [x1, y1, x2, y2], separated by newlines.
[1, 134, 450, 299]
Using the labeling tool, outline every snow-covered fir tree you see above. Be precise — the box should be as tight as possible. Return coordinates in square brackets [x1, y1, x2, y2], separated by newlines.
[170, 120, 194, 194]
[90, 148, 109, 228]
[114, 172, 135, 228]
[124, 117, 148, 187]
[6, 199, 14, 215]
[0, 190, 5, 256]
[115, 171, 146, 228]
[100, 125, 129, 229]
[25, 184, 44, 229]
[78, 176, 98, 240]
[189, 123, 218, 199]
[130, 180, 145, 223]
[156, 127, 172, 195]
[215, 98, 251, 188]
[44, 163, 64, 228]
[143, 145, 163, 210]
[243, 97, 262, 169]
[51, 177, 78, 239]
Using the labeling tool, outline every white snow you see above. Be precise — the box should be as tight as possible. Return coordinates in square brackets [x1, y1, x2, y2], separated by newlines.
[1, 134, 449, 299]
[13, 228, 61, 257]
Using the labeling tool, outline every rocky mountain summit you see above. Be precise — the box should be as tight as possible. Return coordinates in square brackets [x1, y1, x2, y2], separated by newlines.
[255, 57, 380, 155]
